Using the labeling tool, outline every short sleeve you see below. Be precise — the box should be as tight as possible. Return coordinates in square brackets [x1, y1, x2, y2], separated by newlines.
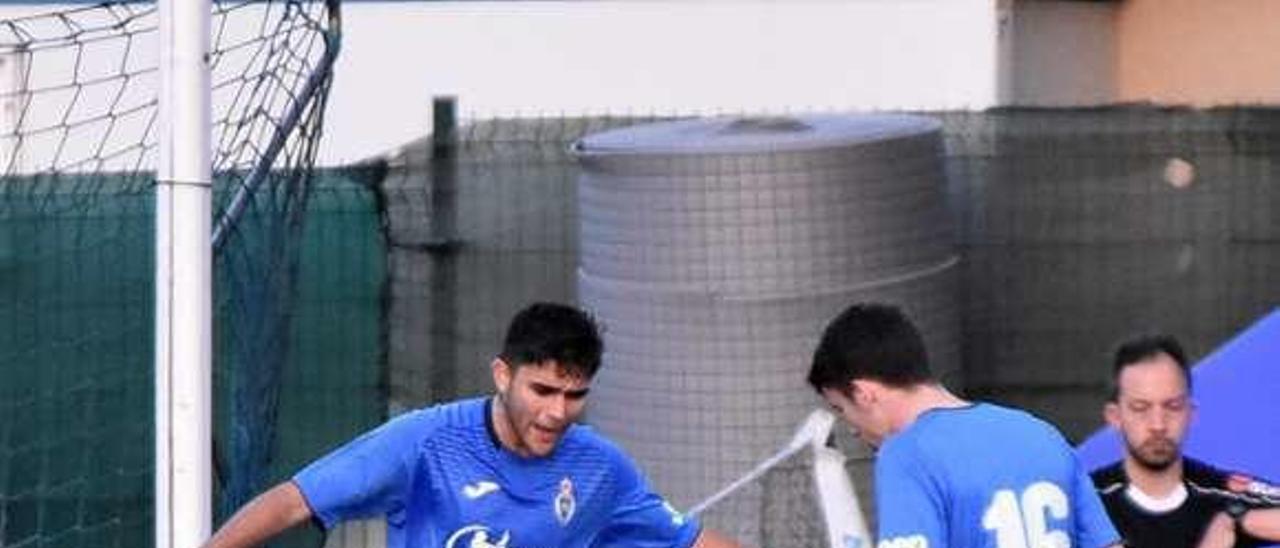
[594, 451, 702, 548]
[1071, 456, 1121, 548]
[292, 408, 436, 529]
[875, 441, 946, 548]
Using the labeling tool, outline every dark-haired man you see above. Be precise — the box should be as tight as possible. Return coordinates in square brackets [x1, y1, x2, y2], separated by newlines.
[1091, 334, 1280, 548]
[807, 302, 1120, 548]
[205, 302, 739, 548]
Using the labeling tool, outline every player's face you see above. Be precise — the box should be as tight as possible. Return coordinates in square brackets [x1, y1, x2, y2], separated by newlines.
[1106, 354, 1193, 471]
[492, 359, 590, 458]
[821, 382, 889, 448]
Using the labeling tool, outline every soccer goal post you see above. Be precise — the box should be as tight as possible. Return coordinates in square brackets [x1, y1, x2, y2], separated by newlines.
[0, 0, 338, 544]
[154, 0, 213, 545]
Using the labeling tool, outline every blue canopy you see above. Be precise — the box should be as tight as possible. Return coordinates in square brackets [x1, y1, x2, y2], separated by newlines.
[1077, 307, 1280, 483]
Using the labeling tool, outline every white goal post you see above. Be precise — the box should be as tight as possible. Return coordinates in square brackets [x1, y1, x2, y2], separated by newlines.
[155, 0, 213, 545]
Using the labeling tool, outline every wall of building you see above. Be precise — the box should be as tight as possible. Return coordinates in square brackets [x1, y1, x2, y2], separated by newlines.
[1009, 0, 1115, 106]
[329, 0, 1003, 165]
[1116, 0, 1280, 105]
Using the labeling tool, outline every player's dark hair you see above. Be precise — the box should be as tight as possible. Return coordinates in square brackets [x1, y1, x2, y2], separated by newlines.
[1109, 334, 1191, 401]
[807, 302, 933, 393]
[500, 302, 604, 379]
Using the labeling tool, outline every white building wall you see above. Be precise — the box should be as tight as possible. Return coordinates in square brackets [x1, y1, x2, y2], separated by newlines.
[328, 0, 1006, 165]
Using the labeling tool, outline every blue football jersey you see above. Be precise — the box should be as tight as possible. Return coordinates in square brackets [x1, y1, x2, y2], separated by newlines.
[874, 403, 1118, 548]
[293, 397, 700, 548]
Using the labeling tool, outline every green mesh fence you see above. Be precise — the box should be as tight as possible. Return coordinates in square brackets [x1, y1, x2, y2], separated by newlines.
[0, 168, 384, 548]
[1, 175, 153, 547]
[213, 170, 387, 548]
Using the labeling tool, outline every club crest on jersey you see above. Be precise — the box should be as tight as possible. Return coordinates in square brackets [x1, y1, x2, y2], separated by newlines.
[554, 476, 576, 525]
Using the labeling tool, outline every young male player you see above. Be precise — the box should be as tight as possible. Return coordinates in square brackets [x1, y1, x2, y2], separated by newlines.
[807, 302, 1121, 548]
[1091, 334, 1280, 548]
[204, 302, 739, 548]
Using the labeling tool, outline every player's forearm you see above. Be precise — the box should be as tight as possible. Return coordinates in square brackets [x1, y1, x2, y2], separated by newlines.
[203, 481, 313, 548]
[1243, 508, 1280, 541]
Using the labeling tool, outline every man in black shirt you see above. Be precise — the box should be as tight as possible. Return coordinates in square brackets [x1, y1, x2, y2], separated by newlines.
[1091, 335, 1280, 548]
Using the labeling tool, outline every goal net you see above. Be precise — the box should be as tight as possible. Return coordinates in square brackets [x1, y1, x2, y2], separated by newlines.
[0, 0, 338, 546]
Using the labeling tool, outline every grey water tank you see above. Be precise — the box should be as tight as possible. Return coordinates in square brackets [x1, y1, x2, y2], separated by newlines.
[572, 114, 959, 546]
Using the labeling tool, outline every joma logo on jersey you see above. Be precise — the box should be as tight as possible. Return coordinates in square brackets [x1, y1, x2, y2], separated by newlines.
[444, 525, 512, 548]
[462, 480, 501, 500]
[877, 535, 928, 548]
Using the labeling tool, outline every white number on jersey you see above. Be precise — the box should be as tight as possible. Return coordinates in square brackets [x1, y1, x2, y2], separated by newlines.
[981, 481, 1070, 548]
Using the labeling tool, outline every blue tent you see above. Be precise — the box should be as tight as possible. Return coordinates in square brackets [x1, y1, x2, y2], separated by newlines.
[1077, 308, 1280, 480]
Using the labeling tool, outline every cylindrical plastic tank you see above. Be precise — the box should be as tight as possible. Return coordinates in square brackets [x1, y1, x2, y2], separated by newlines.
[572, 114, 959, 546]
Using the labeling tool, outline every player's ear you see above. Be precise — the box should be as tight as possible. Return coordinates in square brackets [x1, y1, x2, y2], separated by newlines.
[492, 358, 513, 396]
[1104, 400, 1121, 428]
[850, 379, 876, 406]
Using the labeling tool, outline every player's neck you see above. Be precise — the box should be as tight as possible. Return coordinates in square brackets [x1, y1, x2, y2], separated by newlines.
[1124, 456, 1185, 497]
[896, 384, 968, 431]
[489, 396, 527, 456]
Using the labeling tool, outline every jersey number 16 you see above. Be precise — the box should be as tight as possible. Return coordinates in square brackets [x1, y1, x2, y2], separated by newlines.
[982, 482, 1070, 548]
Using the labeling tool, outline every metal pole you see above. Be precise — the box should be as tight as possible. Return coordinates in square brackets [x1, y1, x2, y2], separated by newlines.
[156, 0, 212, 545]
[427, 96, 459, 402]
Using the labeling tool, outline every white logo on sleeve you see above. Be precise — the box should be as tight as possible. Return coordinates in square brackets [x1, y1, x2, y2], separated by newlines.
[877, 535, 928, 548]
[463, 480, 501, 500]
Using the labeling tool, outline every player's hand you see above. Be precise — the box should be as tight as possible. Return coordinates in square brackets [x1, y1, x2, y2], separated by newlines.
[1196, 512, 1236, 548]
